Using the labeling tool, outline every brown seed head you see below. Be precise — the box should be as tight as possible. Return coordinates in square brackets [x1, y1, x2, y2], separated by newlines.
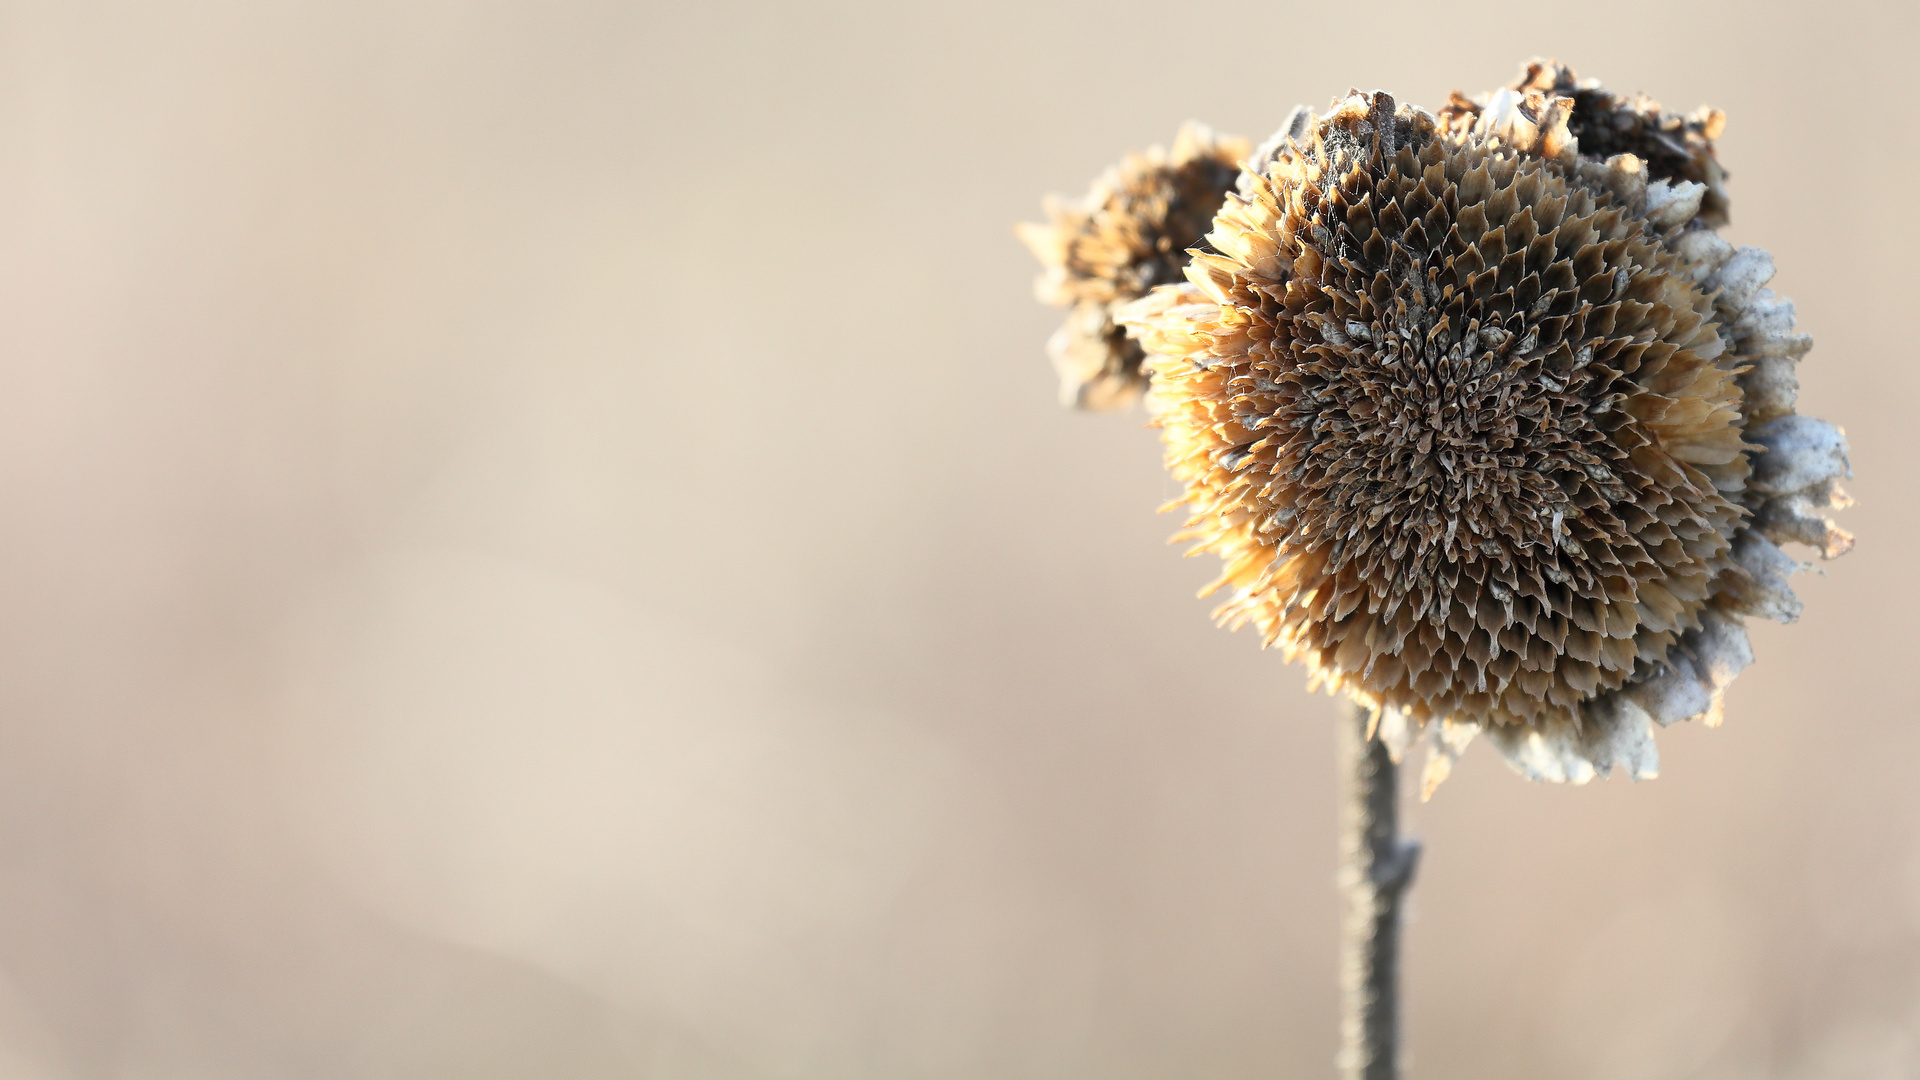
[1122, 80, 1850, 787]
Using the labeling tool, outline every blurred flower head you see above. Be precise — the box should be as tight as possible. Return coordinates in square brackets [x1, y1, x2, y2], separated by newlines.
[1019, 123, 1247, 410]
[1116, 65, 1851, 791]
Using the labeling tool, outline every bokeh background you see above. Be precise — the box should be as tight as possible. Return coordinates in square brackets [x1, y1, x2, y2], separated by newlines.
[0, 0, 1910, 1076]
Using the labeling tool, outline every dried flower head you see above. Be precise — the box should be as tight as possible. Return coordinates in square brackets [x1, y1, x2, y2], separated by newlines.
[1121, 73, 1850, 790]
[1019, 123, 1248, 409]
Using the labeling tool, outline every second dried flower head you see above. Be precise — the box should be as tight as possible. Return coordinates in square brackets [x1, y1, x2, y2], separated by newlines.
[1018, 123, 1246, 409]
[1033, 62, 1852, 791]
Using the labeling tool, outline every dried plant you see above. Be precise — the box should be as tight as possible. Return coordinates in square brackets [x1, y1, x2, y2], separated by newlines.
[1018, 123, 1247, 409]
[1122, 72, 1850, 793]
[1024, 58, 1853, 1080]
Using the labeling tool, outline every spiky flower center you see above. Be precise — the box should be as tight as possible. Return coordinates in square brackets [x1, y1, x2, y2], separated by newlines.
[1304, 267, 1591, 569]
[1286, 159, 1683, 630]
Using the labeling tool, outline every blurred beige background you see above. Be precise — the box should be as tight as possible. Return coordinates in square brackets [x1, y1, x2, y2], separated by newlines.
[0, 0, 1909, 1076]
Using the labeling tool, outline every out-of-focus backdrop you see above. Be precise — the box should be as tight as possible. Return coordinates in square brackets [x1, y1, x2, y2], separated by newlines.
[0, 1, 1909, 1076]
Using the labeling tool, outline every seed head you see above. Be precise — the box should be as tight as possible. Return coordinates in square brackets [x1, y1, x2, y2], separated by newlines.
[1019, 123, 1247, 409]
[1120, 73, 1850, 790]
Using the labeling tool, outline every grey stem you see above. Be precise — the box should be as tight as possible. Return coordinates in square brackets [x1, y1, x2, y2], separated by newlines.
[1337, 702, 1421, 1080]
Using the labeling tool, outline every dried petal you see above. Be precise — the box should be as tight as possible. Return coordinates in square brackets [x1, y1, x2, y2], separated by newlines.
[1419, 718, 1480, 800]
[1748, 415, 1850, 495]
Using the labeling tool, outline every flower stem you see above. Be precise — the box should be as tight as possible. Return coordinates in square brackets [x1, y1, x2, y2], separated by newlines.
[1338, 702, 1420, 1080]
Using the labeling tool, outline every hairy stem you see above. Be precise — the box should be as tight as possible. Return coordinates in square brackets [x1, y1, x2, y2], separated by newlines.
[1338, 702, 1420, 1080]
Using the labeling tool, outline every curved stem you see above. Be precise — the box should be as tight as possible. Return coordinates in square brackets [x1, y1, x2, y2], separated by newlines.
[1338, 702, 1420, 1080]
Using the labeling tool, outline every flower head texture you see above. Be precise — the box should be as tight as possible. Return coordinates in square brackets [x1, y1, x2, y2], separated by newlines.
[1019, 123, 1248, 410]
[1119, 69, 1851, 790]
